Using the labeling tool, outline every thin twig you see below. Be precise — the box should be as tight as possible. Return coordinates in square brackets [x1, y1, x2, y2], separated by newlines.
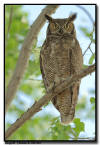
[5, 5, 59, 113]
[89, 47, 94, 55]
[5, 64, 95, 139]
[83, 41, 92, 56]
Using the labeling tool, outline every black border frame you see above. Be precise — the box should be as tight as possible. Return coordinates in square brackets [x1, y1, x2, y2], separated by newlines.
[4, 3, 97, 144]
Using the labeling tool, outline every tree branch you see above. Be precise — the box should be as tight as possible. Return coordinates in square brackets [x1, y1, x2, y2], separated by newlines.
[83, 41, 92, 56]
[5, 64, 95, 139]
[5, 5, 59, 113]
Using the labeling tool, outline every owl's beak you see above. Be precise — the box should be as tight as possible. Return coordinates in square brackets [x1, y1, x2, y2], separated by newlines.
[58, 29, 63, 34]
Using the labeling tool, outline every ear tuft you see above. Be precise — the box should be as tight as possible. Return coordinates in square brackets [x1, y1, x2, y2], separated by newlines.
[45, 14, 52, 21]
[69, 13, 77, 21]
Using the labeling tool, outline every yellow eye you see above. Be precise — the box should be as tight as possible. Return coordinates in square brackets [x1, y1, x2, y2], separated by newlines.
[50, 23, 59, 30]
[64, 23, 73, 31]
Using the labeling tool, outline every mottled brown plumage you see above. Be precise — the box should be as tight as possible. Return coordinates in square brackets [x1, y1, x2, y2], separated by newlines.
[40, 14, 83, 124]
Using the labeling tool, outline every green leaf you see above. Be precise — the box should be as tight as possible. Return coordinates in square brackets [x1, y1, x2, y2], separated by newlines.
[89, 54, 95, 64]
[79, 27, 91, 38]
[90, 97, 95, 104]
[73, 118, 85, 137]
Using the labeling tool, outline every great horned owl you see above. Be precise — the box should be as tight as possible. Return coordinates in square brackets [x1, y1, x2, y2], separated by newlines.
[40, 14, 83, 124]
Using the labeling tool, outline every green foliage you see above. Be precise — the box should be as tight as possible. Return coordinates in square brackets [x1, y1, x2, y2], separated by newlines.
[49, 117, 84, 140]
[5, 5, 29, 88]
[79, 26, 95, 43]
[90, 97, 95, 104]
[73, 118, 84, 138]
[80, 25, 95, 68]
[8, 115, 53, 140]
[80, 27, 91, 38]
[90, 97, 95, 111]
[89, 54, 95, 64]
[5, 5, 44, 100]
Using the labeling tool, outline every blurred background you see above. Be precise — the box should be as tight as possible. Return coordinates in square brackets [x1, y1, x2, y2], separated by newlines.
[5, 5, 95, 140]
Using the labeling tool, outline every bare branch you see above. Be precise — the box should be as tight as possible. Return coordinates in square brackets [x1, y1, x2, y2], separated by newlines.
[89, 46, 94, 55]
[5, 5, 59, 113]
[83, 41, 92, 56]
[5, 64, 95, 139]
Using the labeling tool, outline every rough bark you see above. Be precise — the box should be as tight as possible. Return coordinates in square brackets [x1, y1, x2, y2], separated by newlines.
[5, 64, 95, 139]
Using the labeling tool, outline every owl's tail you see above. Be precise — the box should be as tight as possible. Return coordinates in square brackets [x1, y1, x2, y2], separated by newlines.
[61, 83, 79, 125]
[61, 105, 75, 125]
[61, 115, 74, 125]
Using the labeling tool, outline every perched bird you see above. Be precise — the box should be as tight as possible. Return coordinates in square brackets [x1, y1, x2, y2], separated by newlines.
[40, 14, 83, 124]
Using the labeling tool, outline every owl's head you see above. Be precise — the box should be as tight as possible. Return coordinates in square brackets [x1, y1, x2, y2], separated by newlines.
[45, 14, 77, 36]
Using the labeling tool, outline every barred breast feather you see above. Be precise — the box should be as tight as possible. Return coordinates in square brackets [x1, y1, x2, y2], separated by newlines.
[40, 35, 83, 124]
